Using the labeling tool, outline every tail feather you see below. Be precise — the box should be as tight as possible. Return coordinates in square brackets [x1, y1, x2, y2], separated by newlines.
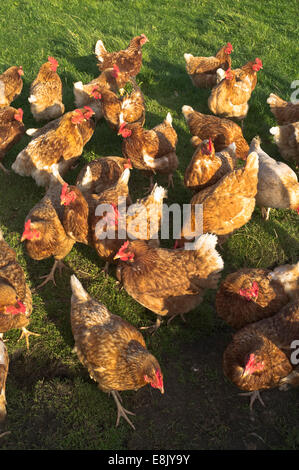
[244, 151, 259, 172]
[184, 53, 193, 64]
[95, 39, 107, 61]
[165, 112, 172, 126]
[267, 93, 286, 108]
[182, 105, 194, 121]
[70, 275, 89, 302]
[152, 184, 167, 203]
[119, 167, 131, 185]
[74, 81, 84, 91]
[26, 128, 39, 136]
[270, 126, 280, 136]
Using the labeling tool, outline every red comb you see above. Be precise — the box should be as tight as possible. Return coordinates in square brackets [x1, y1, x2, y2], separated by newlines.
[252, 58, 263, 71]
[24, 219, 31, 231]
[14, 108, 23, 121]
[208, 138, 213, 153]
[83, 106, 95, 119]
[225, 42, 233, 54]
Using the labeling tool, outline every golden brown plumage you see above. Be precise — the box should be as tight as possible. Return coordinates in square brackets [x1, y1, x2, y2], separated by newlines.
[182, 105, 249, 160]
[0, 66, 24, 108]
[70, 275, 163, 429]
[95, 34, 149, 79]
[184, 43, 233, 88]
[184, 138, 237, 192]
[118, 112, 178, 188]
[12, 107, 95, 187]
[0, 338, 9, 422]
[0, 106, 25, 173]
[73, 67, 134, 120]
[270, 121, 299, 166]
[208, 59, 263, 121]
[21, 177, 76, 288]
[90, 168, 131, 271]
[29, 57, 64, 121]
[216, 262, 299, 329]
[100, 80, 146, 131]
[267, 93, 299, 125]
[182, 151, 259, 241]
[223, 300, 299, 408]
[115, 234, 224, 328]
[0, 229, 35, 349]
[76, 156, 132, 196]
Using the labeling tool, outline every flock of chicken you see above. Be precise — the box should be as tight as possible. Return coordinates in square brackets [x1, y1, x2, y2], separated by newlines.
[0, 35, 299, 431]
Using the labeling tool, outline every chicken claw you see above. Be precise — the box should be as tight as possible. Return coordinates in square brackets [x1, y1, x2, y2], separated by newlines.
[111, 390, 136, 430]
[140, 316, 163, 334]
[167, 174, 174, 189]
[18, 327, 40, 350]
[239, 390, 265, 411]
[36, 259, 66, 289]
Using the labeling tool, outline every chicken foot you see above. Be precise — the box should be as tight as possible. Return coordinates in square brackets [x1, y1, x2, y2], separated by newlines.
[167, 173, 174, 189]
[167, 313, 186, 326]
[111, 390, 136, 430]
[140, 315, 163, 334]
[261, 207, 271, 221]
[18, 327, 40, 350]
[239, 390, 265, 411]
[36, 259, 67, 289]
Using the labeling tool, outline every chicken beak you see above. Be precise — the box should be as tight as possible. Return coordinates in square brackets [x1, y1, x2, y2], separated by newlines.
[113, 253, 121, 260]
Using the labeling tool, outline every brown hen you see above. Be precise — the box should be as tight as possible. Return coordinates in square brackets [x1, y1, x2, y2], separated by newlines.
[0, 66, 24, 108]
[181, 151, 259, 244]
[184, 43, 233, 88]
[70, 275, 163, 430]
[95, 34, 149, 81]
[29, 56, 65, 121]
[184, 138, 237, 192]
[208, 58, 263, 123]
[216, 262, 299, 329]
[267, 93, 299, 125]
[0, 229, 36, 349]
[270, 121, 299, 166]
[12, 106, 95, 187]
[21, 173, 76, 289]
[0, 106, 25, 173]
[182, 105, 249, 160]
[118, 112, 178, 189]
[114, 234, 224, 330]
[223, 299, 299, 410]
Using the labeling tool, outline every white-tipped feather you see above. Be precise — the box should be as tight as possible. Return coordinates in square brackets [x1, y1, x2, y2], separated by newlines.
[70, 275, 89, 302]
[269, 262, 299, 298]
[182, 105, 193, 120]
[184, 53, 193, 62]
[119, 167, 131, 185]
[165, 112, 172, 125]
[0, 229, 3, 241]
[227, 142, 236, 153]
[95, 39, 107, 61]
[50, 163, 65, 185]
[80, 166, 92, 189]
[26, 128, 38, 136]
[270, 126, 279, 136]
[74, 81, 84, 90]
[28, 95, 37, 103]
[152, 184, 167, 202]
[193, 233, 224, 270]
[216, 68, 226, 83]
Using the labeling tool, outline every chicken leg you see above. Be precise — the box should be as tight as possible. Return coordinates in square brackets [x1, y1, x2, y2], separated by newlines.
[36, 259, 67, 289]
[140, 315, 163, 334]
[239, 390, 265, 411]
[18, 327, 40, 350]
[111, 390, 136, 430]
[0, 162, 10, 174]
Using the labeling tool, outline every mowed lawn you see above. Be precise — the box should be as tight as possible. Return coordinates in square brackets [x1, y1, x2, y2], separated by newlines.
[0, 0, 298, 450]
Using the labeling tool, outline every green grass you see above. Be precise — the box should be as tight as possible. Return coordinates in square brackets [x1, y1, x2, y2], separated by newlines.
[0, 0, 298, 450]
